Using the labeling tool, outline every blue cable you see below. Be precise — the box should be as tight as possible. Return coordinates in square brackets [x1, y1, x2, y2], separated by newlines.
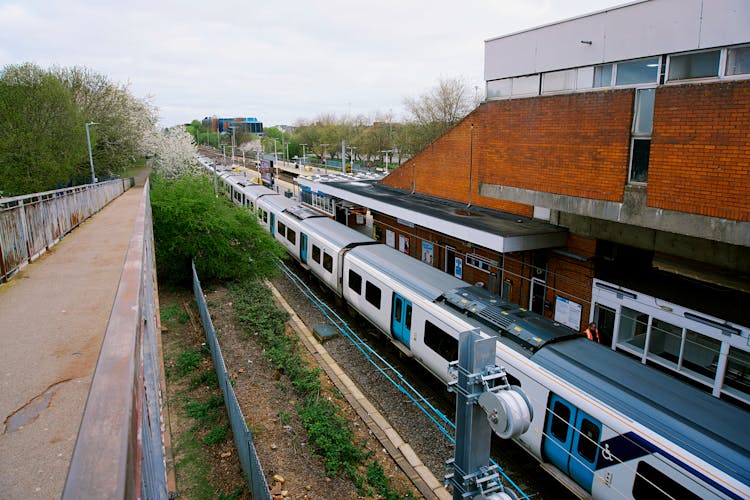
[276, 260, 529, 499]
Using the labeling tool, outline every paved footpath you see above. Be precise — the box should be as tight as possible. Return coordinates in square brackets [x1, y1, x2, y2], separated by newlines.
[0, 184, 144, 499]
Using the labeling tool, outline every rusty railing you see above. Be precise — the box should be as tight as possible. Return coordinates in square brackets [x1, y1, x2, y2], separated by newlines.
[0, 179, 133, 283]
[62, 180, 171, 499]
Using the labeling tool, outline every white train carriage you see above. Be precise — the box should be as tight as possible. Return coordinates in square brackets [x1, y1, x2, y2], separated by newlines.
[255, 192, 297, 239]
[294, 216, 377, 296]
[341, 243, 750, 499]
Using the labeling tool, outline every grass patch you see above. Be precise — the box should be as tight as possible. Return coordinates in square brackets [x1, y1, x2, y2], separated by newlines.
[175, 349, 202, 377]
[189, 369, 219, 389]
[183, 395, 224, 425]
[230, 278, 413, 497]
[203, 424, 229, 445]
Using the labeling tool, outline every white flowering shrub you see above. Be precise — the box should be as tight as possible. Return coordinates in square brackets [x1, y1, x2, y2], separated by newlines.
[151, 127, 200, 179]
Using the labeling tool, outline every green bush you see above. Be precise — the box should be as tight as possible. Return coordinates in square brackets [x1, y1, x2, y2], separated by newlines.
[150, 173, 286, 285]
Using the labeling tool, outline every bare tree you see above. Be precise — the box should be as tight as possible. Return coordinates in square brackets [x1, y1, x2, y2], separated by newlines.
[403, 77, 473, 150]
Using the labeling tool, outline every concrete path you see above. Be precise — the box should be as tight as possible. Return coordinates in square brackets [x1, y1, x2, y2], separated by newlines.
[0, 184, 144, 499]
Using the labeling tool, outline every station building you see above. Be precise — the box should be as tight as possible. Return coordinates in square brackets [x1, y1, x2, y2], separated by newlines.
[296, 0, 750, 407]
[202, 116, 264, 135]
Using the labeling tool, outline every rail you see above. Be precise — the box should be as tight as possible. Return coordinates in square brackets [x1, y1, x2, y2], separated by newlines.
[192, 261, 272, 499]
[0, 178, 133, 283]
[62, 180, 170, 499]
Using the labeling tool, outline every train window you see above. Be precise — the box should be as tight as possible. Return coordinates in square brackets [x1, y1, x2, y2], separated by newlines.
[348, 270, 362, 295]
[549, 401, 571, 441]
[312, 245, 321, 264]
[424, 321, 458, 362]
[287, 229, 296, 245]
[632, 461, 700, 500]
[577, 418, 600, 463]
[323, 252, 333, 273]
[277, 221, 286, 236]
[263, 211, 268, 223]
[405, 304, 412, 330]
[365, 282, 381, 309]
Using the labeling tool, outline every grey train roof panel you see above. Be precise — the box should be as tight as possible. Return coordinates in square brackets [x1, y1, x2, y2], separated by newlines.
[302, 217, 376, 251]
[443, 286, 579, 350]
[347, 244, 467, 301]
[533, 338, 750, 486]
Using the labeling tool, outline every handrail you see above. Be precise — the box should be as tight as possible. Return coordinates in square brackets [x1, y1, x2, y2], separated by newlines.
[0, 179, 133, 283]
[62, 180, 169, 499]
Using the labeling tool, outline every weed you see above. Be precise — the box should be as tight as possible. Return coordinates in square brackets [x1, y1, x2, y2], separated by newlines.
[278, 411, 291, 426]
[183, 395, 224, 425]
[218, 487, 244, 500]
[175, 349, 202, 377]
[189, 369, 218, 389]
[160, 304, 181, 322]
[203, 424, 228, 445]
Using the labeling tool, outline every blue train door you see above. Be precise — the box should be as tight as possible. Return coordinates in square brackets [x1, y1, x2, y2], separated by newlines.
[300, 233, 308, 263]
[269, 212, 275, 236]
[391, 294, 412, 347]
[542, 394, 601, 493]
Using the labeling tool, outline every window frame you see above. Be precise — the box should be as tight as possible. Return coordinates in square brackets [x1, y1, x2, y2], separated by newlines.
[348, 269, 362, 295]
[322, 252, 333, 273]
[365, 281, 382, 309]
[424, 320, 458, 362]
[666, 48, 721, 83]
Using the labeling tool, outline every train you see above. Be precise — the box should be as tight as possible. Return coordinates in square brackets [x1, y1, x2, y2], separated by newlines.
[198, 156, 750, 500]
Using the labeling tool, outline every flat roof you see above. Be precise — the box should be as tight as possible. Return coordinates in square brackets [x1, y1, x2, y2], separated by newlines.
[297, 175, 567, 253]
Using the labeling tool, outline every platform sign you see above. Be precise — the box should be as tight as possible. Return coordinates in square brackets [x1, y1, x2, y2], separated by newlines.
[554, 296, 582, 331]
[421, 241, 434, 265]
[454, 257, 463, 279]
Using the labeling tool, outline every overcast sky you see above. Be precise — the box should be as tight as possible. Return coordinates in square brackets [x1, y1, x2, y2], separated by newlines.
[0, 0, 626, 127]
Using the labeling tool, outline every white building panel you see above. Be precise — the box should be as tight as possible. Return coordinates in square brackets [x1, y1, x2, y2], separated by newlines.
[485, 0, 750, 81]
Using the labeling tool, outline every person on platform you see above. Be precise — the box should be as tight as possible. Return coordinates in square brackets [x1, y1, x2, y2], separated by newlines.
[583, 322, 600, 343]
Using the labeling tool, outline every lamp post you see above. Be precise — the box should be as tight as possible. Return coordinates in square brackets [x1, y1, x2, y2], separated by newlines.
[85, 122, 98, 184]
[300, 143, 307, 165]
[347, 145, 357, 173]
[380, 150, 392, 171]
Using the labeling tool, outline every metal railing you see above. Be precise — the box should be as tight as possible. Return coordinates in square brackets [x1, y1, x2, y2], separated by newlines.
[192, 261, 272, 500]
[0, 178, 133, 283]
[63, 180, 170, 499]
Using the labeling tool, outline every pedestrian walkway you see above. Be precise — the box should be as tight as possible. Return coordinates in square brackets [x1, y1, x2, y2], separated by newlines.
[0, 183, 144, 499]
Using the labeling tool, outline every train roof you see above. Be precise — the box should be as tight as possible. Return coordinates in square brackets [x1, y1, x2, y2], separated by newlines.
[346, 244, 466, 301]
[258, 193, 297, 211]
[300, 217, 376, 250]
[534, 339, 750, 486]
[442, 286, 580, 351]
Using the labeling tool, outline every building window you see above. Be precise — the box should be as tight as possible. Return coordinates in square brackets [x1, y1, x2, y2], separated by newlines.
[323, 252, 333, 273]
[668, 50, 720, 81]
[424, 320, 458, 361]
[726, 45, 750, 76]
[593, 64, 613, 87]
[615, 57, 659, 86]
[511, 74, 540, 96]
[724, 347, 750, 401]
[629, 88, 655, 183]
[542, 69, 577, 93]
[487, 78, 511, 99]
[365, 281, 381, 309]
[348, 270, 362, 295]
[466, 254, 494, 273]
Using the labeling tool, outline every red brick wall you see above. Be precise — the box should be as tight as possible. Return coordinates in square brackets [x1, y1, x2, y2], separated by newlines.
[545, 235, 596, 328]
[649, 81, 750, 221]
[381, 90, 635, 213]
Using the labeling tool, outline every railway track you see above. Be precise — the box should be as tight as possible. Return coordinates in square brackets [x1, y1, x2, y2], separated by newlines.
[273, 259, 576, 500]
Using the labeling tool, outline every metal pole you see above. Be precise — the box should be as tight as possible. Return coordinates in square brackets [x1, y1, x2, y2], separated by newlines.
[342, 140, 346, 173]
[85, 122, 98, 184]
[452, 330, 495, 500]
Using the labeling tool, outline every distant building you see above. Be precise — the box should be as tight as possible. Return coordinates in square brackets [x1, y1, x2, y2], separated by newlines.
[202, 116, 263, 135]
[298, 0, 750, 407]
